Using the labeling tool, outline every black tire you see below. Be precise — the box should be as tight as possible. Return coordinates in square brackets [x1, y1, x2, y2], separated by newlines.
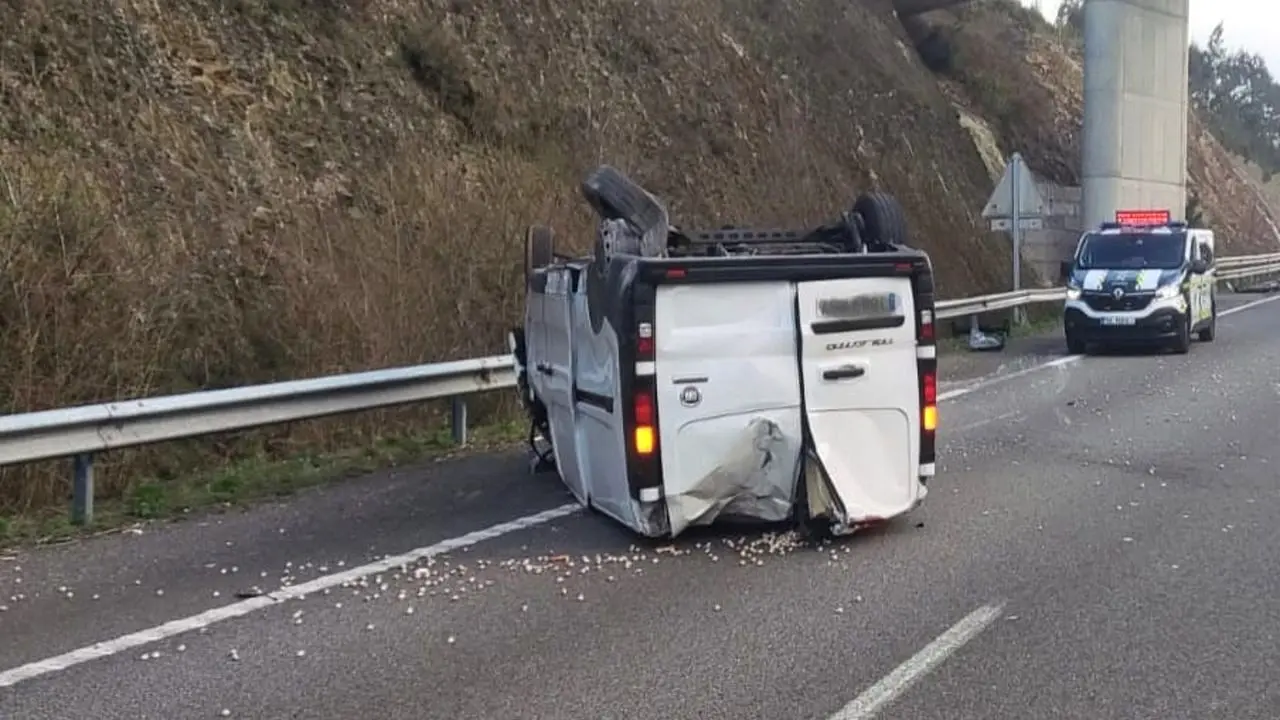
[1197, 299, 1216, 342]
[1171, 311, 1192, 354]
[1066, 333, 1086, 355]
[580, 165, 669, 236]
[853, 192, 910, 249]
[524, 225, 554, 283]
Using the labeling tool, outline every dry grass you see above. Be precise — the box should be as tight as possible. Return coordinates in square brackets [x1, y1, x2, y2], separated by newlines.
[0, 0, 1019, 514]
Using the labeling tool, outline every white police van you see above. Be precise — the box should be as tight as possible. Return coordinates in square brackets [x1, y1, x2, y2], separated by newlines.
[510, 166, 939, 539]
[1060, 209, 1216, 354]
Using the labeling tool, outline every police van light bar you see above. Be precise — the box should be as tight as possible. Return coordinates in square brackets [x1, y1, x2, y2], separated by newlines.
[1114, 209, 1172, 226]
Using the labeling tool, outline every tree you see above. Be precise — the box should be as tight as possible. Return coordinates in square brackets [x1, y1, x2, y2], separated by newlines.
[1187, 23, 1280, 180]
[1055, 0, 1084, 35]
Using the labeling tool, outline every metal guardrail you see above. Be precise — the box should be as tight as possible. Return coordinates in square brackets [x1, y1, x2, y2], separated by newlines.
[935, 287, 1067, 319]
[1219, 261, 1280, 282]
[4, 253, 1280, 524]
[1218, 252, 1280, 269]
[0, 357, 516, 523]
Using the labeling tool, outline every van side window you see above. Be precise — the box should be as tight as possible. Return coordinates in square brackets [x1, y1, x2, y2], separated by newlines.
[1198, 242, 1214, 265]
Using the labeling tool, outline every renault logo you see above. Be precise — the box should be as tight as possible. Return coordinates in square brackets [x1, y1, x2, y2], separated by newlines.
[1112, 287, 1125, 299]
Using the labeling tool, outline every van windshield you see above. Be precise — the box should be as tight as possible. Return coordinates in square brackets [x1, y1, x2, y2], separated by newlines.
[1075, 232, 1186, 270]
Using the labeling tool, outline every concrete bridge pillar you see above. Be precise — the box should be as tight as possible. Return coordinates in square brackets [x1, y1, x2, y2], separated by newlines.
[1081, 0, 1191, 228]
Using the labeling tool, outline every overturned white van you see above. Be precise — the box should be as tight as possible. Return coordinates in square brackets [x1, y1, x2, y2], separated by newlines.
[509, 166, 939, 538]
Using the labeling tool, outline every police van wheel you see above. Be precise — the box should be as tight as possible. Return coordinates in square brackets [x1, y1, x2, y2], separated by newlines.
[1171, 314, 1192, 354]
[1197, 307, 1216, 342]
[1065, 333, 1086, 355]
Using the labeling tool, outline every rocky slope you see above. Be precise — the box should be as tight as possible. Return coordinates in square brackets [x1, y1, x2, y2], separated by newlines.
[909, 2, 1280, 253]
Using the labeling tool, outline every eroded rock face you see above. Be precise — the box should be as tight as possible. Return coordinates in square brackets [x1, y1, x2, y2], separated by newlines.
[909, 2, 1280, 254]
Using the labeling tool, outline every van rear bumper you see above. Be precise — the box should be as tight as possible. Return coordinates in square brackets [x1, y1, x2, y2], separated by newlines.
[1063, 307, 1184, 343]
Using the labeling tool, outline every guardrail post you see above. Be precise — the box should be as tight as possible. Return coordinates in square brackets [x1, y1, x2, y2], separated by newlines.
[71, 453, 94, 525]
[450, 397, 468, 447]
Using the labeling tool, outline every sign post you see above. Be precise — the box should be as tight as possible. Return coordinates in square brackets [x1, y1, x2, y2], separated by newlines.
[982, 153, 1046, 325]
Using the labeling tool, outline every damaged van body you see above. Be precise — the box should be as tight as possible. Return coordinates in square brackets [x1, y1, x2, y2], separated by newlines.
[509, 166, 938, 538]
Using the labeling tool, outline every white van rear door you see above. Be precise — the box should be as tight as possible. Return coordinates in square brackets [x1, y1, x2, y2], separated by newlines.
[796, 277, 920, 525]
[654, 281, 803, 535]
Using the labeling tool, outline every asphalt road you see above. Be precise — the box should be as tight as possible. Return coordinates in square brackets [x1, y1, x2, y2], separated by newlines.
[2, 292, 1280, 720]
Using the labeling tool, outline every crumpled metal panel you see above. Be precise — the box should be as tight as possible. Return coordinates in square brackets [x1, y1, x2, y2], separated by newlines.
[665, 416, 795, 536]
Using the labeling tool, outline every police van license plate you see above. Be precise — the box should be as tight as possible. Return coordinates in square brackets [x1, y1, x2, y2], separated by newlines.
[1101, 316, 1136, 326]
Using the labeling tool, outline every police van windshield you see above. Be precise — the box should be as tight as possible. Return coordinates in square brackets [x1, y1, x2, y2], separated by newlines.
[1075, 232, 1186, 270]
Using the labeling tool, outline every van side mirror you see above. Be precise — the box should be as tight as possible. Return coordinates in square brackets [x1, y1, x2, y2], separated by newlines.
[1189, 258, 1209, 274]
[1059, 260, 1074, 283]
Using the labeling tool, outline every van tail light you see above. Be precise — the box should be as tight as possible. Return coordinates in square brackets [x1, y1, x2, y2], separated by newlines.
[922, 368, 937, 432]
[633, 388, 656, 455]
[919, 362, 937, 476]
[626, 375, 662, 498]
[911, 265, 937, 482]
[625, 290, 661, 500]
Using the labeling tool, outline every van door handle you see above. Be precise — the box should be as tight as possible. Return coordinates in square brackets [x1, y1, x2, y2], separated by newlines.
[536, 363, 554, 376]
[822, 365, 866, 381]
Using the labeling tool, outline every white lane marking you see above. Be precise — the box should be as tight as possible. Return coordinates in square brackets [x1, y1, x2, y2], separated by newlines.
[938, 292, 1280, 403]
[1218, 292, 1280, 317]
[3, 293, 1277, 689]
[951, 411, 1020, 434]
[828, 601, 1006, 720]
[0, 503, 581, 689]
[939, 354, 1079, 402]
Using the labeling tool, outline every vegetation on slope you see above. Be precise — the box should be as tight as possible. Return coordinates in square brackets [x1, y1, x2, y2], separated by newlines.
[1, 0, 1276, 528]
[0, 0, 1013, 518]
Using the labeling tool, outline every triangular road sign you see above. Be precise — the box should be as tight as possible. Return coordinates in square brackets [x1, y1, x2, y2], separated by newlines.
[982, 153, 1045, 219]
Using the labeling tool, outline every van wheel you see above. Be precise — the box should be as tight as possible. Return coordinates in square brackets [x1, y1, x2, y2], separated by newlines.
[1171, 312, 1192, 354]
[853, 192, 909, 250]
[525, 225, 555, 282]
[1197, 303, 1216, 342]
[1066, 333, 1086, 355]
[580, 165, 669, 257]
